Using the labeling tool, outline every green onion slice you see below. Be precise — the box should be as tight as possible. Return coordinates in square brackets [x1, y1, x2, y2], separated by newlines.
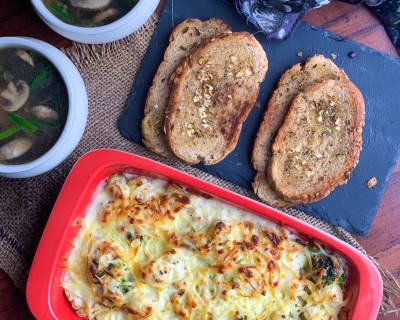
[126, 0, 138, 6]
[29, 64, 54, 91]
[47, 2, 76, 24]
[0, 126, 20, 140]
[30, 118, 58, 128]
[8, 113, 38, 133]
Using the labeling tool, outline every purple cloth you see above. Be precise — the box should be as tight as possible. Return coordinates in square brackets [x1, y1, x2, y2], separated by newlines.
[234, 0, 329, 39]
[234, 0, 400, 48]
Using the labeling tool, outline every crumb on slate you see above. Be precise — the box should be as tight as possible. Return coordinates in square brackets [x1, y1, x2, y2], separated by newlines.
[367, 177, 378, 189]
[348, 51, 356, 59]
[331, 53, 337, 59]
[297, 51, 303, 57]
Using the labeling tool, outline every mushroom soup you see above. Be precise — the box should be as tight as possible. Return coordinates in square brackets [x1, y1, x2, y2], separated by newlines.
[0, 48, 68, 165]
[43, 0, 138, 27]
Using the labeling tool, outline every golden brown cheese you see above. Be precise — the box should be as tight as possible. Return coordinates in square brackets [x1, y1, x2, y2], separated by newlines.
[62, 174, 349, 320]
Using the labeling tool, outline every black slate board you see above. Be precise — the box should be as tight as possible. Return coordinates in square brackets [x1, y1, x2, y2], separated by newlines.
[119, 0, 400, 235]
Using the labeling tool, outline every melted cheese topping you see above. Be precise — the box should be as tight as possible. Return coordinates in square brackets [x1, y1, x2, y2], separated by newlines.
[62, 174, 348, 320]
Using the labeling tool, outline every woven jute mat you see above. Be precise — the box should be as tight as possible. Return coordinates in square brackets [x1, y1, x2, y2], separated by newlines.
[0, 14, 398, 315]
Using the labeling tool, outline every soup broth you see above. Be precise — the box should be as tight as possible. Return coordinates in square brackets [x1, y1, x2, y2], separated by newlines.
[43, 0, 137, 27]
[0, 48, 68, 165]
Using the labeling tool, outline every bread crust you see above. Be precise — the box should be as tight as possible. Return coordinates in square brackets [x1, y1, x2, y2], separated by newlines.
[252, 172, 294, 207]
[165, 32, 268, 164]
[269, 79, 365, 204]
[142, 18, 231, 157]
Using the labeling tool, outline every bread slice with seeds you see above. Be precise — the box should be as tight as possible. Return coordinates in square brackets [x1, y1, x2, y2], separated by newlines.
[269, 79, 365, 204]
[142, 18, 231, 157]
[165, 32, 268, 165]
[252, 55, 348, 207]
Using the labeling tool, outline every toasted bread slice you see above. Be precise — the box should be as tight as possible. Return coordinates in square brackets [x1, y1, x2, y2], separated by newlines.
[252, 55, 348, 207]
[165, 32, 268, 164]
[142, 18, 231, 157]
[269, 79, 365, 204]
[253, 173, 292, 207]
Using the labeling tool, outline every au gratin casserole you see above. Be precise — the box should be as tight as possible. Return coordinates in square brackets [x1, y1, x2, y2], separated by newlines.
[62, 174, 349, 320]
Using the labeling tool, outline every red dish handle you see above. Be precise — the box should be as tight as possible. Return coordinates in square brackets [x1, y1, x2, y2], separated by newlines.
[351, 253, 383, 319]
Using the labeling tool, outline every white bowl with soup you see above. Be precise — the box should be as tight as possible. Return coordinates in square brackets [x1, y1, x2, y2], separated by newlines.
[0, 37, 88, 178]
[31, 0, 160, 44]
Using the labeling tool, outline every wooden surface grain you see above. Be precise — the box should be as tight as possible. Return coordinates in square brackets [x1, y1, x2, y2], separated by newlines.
[0, 1, 399, 319]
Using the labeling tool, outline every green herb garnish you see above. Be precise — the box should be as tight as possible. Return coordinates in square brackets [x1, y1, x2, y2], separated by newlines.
[47, 2, 76, 24]
[8, 113, 38, 133]
[0, 126, 20, 140]
[338, 273, 346, 285]
[29, 64, 54, 91]
[110, 261, 123, 268]
[119, 283, 132, 294]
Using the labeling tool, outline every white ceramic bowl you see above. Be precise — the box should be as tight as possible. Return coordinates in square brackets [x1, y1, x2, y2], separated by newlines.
[31, 0, 160, 44]
[0, 37, 88, 178]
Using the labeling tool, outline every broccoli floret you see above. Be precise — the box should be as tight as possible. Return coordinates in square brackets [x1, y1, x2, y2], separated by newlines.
[312, 254, 338, 285]
[308, 243, 346, 286]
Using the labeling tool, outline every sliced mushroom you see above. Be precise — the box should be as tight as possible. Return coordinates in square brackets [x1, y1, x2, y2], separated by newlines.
[31, 105, 59, 122]
[0, 137, 33, 161]
[69, 0, 111, 10]
[93, 7, 119, 24]
[0, 80, 30, 112]
[16, 49, 34, 67]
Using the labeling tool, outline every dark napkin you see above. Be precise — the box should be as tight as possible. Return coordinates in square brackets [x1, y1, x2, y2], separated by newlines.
[234, 0, 400, 48]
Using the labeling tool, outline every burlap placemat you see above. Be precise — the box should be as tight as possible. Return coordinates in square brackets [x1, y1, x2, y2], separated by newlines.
[0, 14, 398, 315]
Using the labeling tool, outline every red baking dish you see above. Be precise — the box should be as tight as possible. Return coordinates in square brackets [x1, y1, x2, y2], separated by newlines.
[26, 149, 382, 319]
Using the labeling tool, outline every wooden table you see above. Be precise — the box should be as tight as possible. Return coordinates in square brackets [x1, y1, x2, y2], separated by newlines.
[0, 1, 399, 319]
